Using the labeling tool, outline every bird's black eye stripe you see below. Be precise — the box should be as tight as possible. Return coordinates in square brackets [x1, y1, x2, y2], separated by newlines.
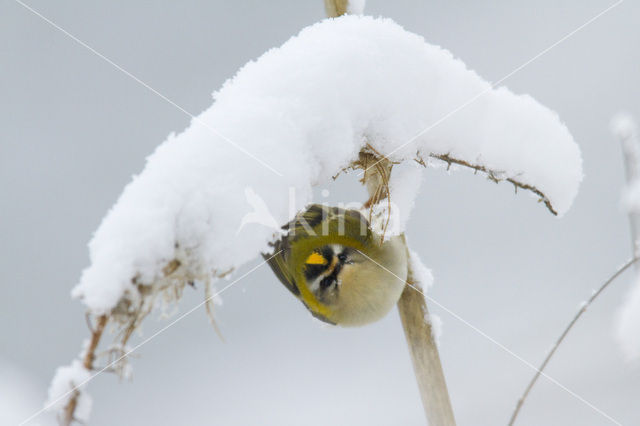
[319, 276, 335, 289]
[318, 251, 344, 290]
[337, 248, 354, 264]
[304, 246, 336, 281]
[321, 246, 333, 262]
[304, 264, 326, 280]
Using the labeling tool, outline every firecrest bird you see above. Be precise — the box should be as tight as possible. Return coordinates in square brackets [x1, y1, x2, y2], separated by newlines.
[264, 204, 408, 326]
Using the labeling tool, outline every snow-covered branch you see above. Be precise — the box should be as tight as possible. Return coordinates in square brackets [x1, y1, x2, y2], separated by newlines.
[46, 315, 107, 425]
[74, 16, 582, 318]
[51, 15, 582, 423]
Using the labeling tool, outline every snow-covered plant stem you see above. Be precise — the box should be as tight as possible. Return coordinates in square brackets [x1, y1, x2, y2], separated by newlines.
[613, 114, 640, 359]
[617, 115, 640, 260]
[61, 315, 107, 426]
[324, 3, 455, 423]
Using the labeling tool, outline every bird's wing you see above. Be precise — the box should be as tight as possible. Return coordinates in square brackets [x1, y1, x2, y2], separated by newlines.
[288, 204, 370, 244]
[263, 238, 301, 297]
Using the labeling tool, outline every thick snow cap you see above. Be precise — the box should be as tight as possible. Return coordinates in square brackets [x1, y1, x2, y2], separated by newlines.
[73, 16, 582, 313]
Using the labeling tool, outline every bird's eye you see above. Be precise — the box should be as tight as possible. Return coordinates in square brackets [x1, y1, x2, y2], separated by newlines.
[337, 252, 352, 264]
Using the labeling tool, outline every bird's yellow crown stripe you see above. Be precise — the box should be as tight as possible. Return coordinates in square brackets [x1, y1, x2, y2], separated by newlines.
[305, 252, 327, 265]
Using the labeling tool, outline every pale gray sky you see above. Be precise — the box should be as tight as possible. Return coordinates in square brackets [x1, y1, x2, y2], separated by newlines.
[2, 1, 639, 425]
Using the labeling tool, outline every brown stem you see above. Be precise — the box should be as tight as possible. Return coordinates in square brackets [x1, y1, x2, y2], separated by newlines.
[399, 276, 457, 425]
[358, 147, 456, 424]
[323, 0, 350, 17]
[428, 153, 558, 216]
[507, 258, 637, 425]
[325, 2, 453, 422]
[61, 315, 108, 426]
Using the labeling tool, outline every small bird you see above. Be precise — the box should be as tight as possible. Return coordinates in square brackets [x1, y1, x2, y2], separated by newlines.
[264, 204, 408, 326]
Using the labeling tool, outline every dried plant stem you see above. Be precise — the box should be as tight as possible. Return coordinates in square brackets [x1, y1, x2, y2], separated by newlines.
[359, 149, 455, 425]
[324, 0, 350, 17]
[427, 153, 557, 216]
[325, 3, 454, 423]
[508, 257, 638, 425]
[399, 277, 456, 425]
[62, 314, 108, 426]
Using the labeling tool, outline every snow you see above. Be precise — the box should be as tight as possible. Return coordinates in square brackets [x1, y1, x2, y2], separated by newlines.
[368, 163, 424, 238]
[427, 312, 443, 344]
[614, 112, 640, 359]
[347, 0, 366, 15]
[408, 249, 440, 343]
[71, 15, 582, 315]
[45, 360, 93, 423]
[617, 113, 640, 211]
[622, 180, 640, 212]
[611, 112, 638, 142]
[617, 276, 640, 360]
[409, 249, 434, 291]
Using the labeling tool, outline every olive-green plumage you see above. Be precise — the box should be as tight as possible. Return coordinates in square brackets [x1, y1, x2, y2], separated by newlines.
[264, 204, 408, 326]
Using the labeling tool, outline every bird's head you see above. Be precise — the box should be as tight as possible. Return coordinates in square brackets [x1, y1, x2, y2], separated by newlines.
[298, 239, 408, 326]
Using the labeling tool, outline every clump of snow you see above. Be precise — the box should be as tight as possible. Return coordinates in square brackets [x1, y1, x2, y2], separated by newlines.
[72, 15, 581, 316]
[622, 180, 640, 212]
[616, 113, 640, 211]
[611, 112, 638, 142]
[427, 312, 443, 344]
[409, 249, 434, 291]
[616, 276, 640, 360]
[368, 163, 424, 238]
[45, 360, 93, 423]
[347, 0, 366, 15]
[389, 164, 424, 232]
[408, 250, 440, 342]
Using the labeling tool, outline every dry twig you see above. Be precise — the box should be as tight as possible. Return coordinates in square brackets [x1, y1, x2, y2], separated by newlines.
[60, 254, 227, 425]
[508, 257, 638, 425]
[358, 147, 456, 425]
[324, 0, 350, 17]
[427, 153, 557, 215]
[61, 315, 108, 426]
[399, 273, 456, 425]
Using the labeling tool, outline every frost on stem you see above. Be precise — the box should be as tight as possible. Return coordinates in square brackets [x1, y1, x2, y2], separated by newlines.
[407, 249, 442, 344]
[46, 360, 93, 425]
[51, 15, 583, 424]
